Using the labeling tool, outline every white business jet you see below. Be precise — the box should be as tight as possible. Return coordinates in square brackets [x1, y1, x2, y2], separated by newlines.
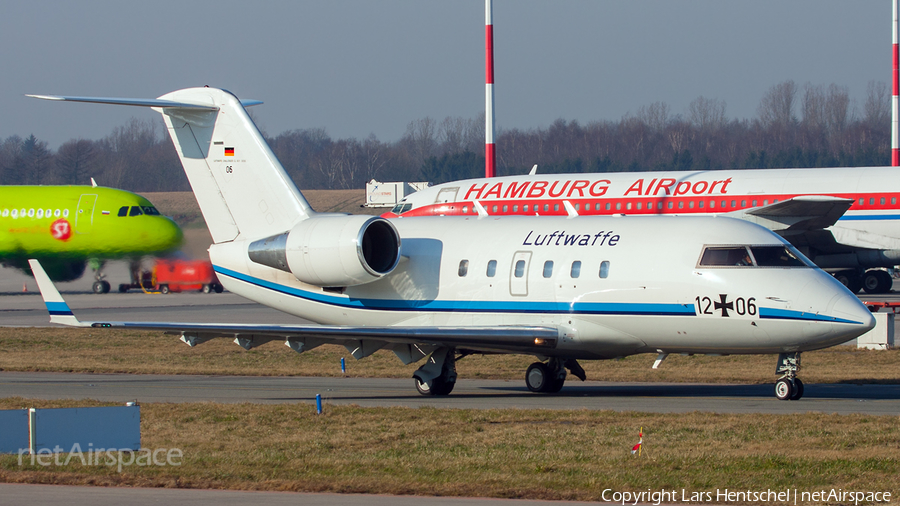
[28, 88, 874, 401]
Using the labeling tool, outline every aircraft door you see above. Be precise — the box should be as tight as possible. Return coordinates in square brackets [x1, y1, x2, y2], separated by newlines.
[434, 187, 458, 204]
[75, 194, 98, 233]
[510, 251, 532, 296]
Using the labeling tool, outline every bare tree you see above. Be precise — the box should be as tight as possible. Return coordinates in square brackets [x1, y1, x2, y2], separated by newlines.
[688, 96, 727, 131]
[864, 80, 889, 128]
[54, 139, 97, 185]
[801, 83, 826, 130]
[758, 80, 798, 127]
[636, 101, 670, 131]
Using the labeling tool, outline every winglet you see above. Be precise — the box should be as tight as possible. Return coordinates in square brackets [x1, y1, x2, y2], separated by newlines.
[529, 164, 538, 176]
[473, 200, 489, 219]
[28, 259, 87, 327]
[563, 200, 579, 218]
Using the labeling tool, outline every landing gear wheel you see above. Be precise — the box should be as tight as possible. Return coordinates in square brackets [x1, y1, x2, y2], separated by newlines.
[863, 270, 892, 294]
[202, 284, 212, 294]
[160, 284, 170, 294]
[213, 283, 224, 293]
[92, 281, 110, 294]
[414, 376, 455, 396]
[775, 378, 793, 401]
[834, 271, 862, 294]
[790, 378, 804, 400]
[526, 362, 550, 392]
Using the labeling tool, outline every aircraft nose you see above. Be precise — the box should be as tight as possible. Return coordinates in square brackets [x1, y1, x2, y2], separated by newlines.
[154, 217, 184, 252]
[830, 290, 876, 330]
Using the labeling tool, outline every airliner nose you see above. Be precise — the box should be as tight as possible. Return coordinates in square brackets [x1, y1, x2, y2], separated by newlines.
[153, 217, 184, 252]
[831, 290, 876, 331]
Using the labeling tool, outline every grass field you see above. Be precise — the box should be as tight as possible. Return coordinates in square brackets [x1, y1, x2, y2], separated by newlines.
[1, 327, 898, 384]
[0, 398, 897, 501]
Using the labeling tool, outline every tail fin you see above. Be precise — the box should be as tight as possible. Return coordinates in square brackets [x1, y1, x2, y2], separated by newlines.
[29, 88, 313, 243]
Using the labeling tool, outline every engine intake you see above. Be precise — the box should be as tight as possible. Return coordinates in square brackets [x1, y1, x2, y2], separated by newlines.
[248, 215, 400, 286]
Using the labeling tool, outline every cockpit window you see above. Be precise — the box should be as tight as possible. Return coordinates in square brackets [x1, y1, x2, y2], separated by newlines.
[699, 247, 752, 266]
[142, 206, 160, 216]
[390, 203, 413, 215]
[129, 206, 143, 216]
[699, 245, 813, 268]
[750, 246, 811, 267]
[118, 206, 128, 217]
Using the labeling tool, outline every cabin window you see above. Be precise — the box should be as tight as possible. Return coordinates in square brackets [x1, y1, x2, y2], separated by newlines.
[523, 204, 529, 212]
[881, 197, 886, 205]
[502, 205, 508, 213]
[616, 203, 621, 210]
[740, 200, 746, 207]
[118, 206, 128, 217]
[553, 204, 559, 212]
[605, 203, 611, 211]
[636, 202, 642, 210]
[2, 209, 8, 217]
[574, 203, 580, 211]
[667, 202, 673, 209]
[763, 200, 768, 206]
[54, 209, 60, 217]
[542, 261, 554, 278]
[11, 209, 18, 218]
[859, 198, 864, 205]
[486, 260, 497, 277]
[514, 260, 526, 278]
[595, 203, 601, 211]
[36, 209, 44, 218]
[688, 201, 694, 209]
[893, 197, 897, 205]
[129, 206, 143, 216]
[752, 200, 758, 207]
[658, 202, 663, 210]
[570, 261, 581, 278]
[731, 200, 736, 208]
[513, 205, 518, 212]
[678, 201, 684, 209]
[458, 260, 469, 277]
[62, 209, 69, 218]
[709, 200, 715, 209]
[870, 198, 875, 205]
[28, 209, 35, 217]
[543, 204, 549, 212]
[492, 205, 498, 213]
[599, 260, 610, 278]
[462, 206, 468, 214]
[698, 200, 704, 209]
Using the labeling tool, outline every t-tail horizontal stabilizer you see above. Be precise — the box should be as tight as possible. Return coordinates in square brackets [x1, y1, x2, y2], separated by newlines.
[28, 259, 89, 327]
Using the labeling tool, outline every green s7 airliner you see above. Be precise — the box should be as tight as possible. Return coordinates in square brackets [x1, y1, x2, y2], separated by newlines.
[1, 185, 183, 291]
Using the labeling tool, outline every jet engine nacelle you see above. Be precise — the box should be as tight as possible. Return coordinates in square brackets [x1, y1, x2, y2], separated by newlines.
[248, 215, 400, 287]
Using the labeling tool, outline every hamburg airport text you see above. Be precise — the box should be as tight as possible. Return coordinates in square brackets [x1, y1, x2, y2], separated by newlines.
[464, 177, 735, 200]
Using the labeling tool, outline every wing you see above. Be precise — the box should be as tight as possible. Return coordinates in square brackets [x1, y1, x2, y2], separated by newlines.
[728, 195, 854, 233]
[28, 260, 559, 363]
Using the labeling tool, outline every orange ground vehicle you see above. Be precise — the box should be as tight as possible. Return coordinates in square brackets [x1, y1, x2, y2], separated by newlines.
[118, 259, 223, 294]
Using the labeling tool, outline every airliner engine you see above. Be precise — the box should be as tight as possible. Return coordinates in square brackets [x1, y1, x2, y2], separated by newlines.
[248, 215, 400, 287]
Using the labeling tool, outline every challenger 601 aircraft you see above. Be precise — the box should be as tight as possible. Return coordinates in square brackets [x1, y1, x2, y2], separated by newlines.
[1, 185, 183, 291]
[384, 168, 900, 295]
[28, 88, 874, 401]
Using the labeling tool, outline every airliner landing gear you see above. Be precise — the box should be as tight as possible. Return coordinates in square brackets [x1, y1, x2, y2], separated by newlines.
[774, 352, 804, 400]
[525, 358, 584, 393]
[89, 258, 110, 294]
[862, 270, 893, 294]
[413, 347, 457, 396]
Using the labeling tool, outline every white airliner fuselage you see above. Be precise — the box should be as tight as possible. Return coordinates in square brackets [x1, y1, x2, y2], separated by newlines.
[28, 87, 874, 401]
[385, 168, 900, 294]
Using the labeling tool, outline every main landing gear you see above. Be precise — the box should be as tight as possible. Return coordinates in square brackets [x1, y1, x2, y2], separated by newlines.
[834, 269, 893, 294]
[525, 358, 586, 393]
[89, 258, 111, 293]
[774, 352, 804, 401]
[412, 350, 587, 396]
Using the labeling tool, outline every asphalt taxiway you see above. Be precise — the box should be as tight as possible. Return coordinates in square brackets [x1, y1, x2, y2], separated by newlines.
[2, 371, 897, 415]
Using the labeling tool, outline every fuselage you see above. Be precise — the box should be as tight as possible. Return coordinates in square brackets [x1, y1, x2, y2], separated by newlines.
[0, 185, 182, 262]
[209, 215, 873, 359]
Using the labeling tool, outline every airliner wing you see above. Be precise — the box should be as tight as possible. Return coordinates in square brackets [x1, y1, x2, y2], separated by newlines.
[28, 260, 558, 359]
[731, 196, 853, 232]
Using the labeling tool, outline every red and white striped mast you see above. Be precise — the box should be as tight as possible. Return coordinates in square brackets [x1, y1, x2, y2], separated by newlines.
[485, 0, 496, 177]
[893, 0, 899, 166]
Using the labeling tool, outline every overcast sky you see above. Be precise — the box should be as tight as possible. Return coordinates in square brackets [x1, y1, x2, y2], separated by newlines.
[0, 0, 888, 149]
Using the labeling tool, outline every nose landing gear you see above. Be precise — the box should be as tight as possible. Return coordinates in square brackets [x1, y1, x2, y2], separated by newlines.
[774, 352, 804, 400]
